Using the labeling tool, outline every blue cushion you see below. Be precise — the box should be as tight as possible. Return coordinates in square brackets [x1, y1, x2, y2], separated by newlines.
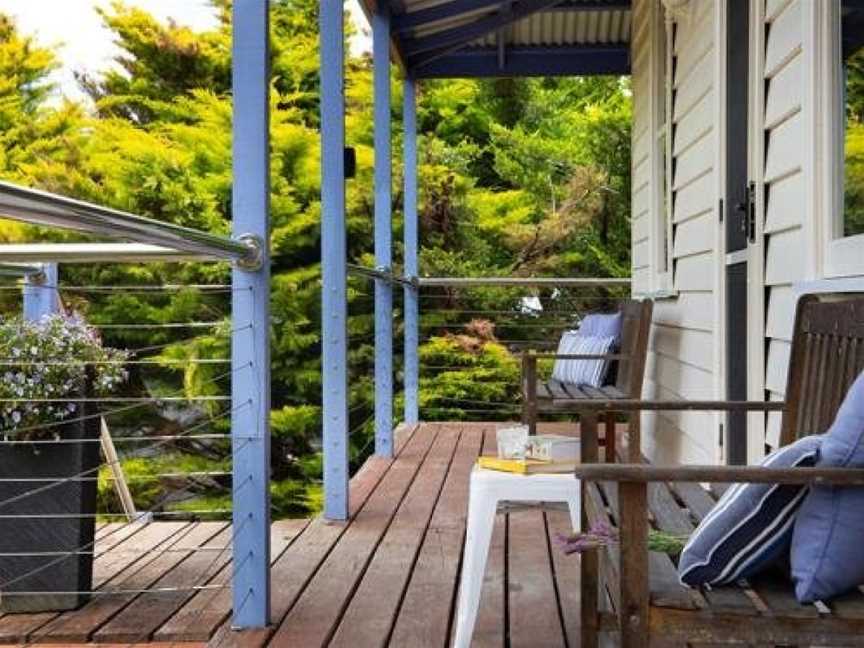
[551, 333, 616, 387]
[818, 370, 864, 468]
[579, 311, 623, 341]
[678, 435, 822, 587]
[791, 486, 864, 602]
[790, 370, 864, 603]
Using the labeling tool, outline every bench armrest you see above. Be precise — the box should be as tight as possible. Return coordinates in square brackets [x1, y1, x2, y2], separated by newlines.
[552, 399, 787, 413]
[574, 463, 864, 486]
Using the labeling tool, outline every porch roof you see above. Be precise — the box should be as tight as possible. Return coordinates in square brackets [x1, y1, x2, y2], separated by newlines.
[359, 0, 632, 78]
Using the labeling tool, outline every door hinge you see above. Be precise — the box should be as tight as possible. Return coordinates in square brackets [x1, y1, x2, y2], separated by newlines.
[719, 198, 724, 223]
[718, 422, 725, 448]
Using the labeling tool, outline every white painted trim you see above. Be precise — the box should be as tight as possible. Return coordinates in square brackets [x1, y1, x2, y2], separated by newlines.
[816, 1, 864, 278]
[746, 0, 767, 463]
[714, 0, 727, 465]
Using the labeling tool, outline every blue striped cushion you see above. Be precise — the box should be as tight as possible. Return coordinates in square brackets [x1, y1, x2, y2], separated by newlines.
[551, 334, 615, 388]
[678, 435, 822, 587]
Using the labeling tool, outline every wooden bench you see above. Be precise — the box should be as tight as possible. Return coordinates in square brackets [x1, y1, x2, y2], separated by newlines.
[573, 294, 864, 647]
[521, 299, 653, 455]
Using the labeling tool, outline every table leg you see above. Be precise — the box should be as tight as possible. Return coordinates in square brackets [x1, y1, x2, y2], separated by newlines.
[453, 482, 499, 648]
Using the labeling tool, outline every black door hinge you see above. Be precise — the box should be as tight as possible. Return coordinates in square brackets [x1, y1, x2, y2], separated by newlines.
[719, 198, 724, 223]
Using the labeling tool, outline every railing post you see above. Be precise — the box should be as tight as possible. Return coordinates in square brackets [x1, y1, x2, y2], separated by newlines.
[22, 263, 58, 321]
[373, 6, 393, 456]
[231, 0, 271, 628]
[320, 0, 349, 521]
[403, 77, 419, 424]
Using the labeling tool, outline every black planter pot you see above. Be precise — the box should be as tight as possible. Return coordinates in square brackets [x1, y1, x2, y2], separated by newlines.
[0, 403, 100, 613]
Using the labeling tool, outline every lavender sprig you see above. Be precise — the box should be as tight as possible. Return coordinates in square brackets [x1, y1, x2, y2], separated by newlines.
[555, 522, 689, 556]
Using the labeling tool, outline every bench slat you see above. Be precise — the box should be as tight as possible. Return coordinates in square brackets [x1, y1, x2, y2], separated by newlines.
[748, 570, 820, 619]
[599, 481, 697, 611]
[547, 379, 572, 400]
[825, 588, 864, 620]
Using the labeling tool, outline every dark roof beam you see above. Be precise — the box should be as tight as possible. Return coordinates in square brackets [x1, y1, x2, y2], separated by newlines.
[410, 44, 630, 78]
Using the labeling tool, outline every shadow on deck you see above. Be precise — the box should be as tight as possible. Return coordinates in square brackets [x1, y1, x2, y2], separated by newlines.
[0, 422, 583, 647]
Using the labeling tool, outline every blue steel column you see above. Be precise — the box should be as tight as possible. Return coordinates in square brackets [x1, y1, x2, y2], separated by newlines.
[23, 263, 59, 321]
[231, 0, 271, 627]
[403, 78, 419, 424]
[320, 0, 349, 520]
[373, 7, 393, 456]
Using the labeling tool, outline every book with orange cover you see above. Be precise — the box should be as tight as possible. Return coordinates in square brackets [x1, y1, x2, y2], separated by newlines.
[476, 456, 577, 475]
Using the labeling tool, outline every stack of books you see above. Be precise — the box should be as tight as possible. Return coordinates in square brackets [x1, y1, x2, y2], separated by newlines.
[478, 434, 579, 474]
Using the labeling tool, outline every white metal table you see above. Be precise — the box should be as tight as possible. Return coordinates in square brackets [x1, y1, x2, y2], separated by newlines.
[452, 466, 581, 648]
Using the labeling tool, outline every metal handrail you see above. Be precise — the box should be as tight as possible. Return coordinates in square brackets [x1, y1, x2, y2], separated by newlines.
[0, 243, 221, 263]
[0, 262, 43, 277]
[347, 263, 416, 287]
[0, 181, 261, 267]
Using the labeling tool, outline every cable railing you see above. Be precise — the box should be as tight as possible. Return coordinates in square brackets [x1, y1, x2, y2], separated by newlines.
[414, 277, 630, 422]
[346, 269, 405, 466]
[0, 176, 270, 628]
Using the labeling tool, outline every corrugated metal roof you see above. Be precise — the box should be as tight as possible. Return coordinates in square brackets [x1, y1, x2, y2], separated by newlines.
[470, 7, 631, 48]
[361, 0, 633, 78]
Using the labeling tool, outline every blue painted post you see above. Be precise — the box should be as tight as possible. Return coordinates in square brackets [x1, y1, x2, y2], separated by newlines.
[373, 7, 393, 456]
[320, 0, 349, 521]
[403, 78, 419, 424]
[23, 263, 59, 321]
[231, 0, 271, 628]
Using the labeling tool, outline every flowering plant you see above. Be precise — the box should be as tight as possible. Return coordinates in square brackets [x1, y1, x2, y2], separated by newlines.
[0, 314, 129, 441]
[556, 522, 688, 557]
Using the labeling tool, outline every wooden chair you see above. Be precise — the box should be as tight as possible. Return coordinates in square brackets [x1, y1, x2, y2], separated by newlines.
[521, 299, 653, 460]
[572, 294, 864, 647]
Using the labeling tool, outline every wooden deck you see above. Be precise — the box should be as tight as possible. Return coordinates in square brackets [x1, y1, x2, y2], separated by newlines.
[0, 422, 582, 647]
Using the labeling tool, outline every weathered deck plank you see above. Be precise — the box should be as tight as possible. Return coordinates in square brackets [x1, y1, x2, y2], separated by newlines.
[547, 510, 581, 645]
[0, 422, 580, 647]
[388, 424, 484, 647]
[92, 523, 232, 643]
[33, 522, 222, 643]
[266, 423, 440, 647]
[329, 424, 461, 647]
[508, 509, 567, 648]
[154, 519, 309, 642]
[0, 519, 151, 643]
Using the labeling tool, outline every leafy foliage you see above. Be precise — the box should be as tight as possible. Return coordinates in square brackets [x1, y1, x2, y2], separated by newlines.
[0, 3, 632, 517]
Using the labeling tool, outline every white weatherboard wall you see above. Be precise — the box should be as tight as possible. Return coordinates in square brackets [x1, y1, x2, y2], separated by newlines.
[760, 0, 806, 448]
[631, 0, 722, 465]
[630, 0, 652, 298]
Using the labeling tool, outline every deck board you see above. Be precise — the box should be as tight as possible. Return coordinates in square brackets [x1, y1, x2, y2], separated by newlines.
[92, 523, 231, 643]
[33, 522, 217, 643]
[508, 509, 567, 648]
[0, 422, 582, 647]
[470, 426, 508, 648]
[0, 520, 151, 643]
[154, 519, 309, 642]
[266, 422, 440, 647]
[329, 424, 461, 648]
[389, 424, 484, 647]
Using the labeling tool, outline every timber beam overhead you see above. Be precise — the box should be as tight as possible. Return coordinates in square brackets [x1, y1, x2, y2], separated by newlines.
[411, 45, 631, 78]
